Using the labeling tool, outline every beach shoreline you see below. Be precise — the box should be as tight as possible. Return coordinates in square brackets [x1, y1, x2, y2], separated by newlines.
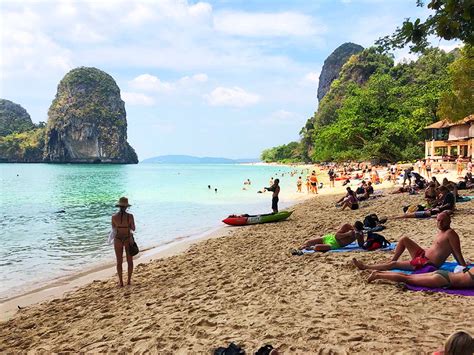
[0, 188, 313, 322]
[1, 167, 472, 353]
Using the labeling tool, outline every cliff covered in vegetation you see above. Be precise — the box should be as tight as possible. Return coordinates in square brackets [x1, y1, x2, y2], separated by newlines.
[317, 42, 364, 102]
[44, 67, 137, 163]
[0, 99, 45, 163]
[0, 67, 138, 163]
[262, 45, 472, 163]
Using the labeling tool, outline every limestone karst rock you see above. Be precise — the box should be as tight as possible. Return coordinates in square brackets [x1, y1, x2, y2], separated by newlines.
[44, 67, 138, 163]
[317, 42, 364, 102]
[0, 99, 35, 137]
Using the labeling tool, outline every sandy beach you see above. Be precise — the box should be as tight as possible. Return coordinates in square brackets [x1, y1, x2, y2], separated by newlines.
[1, 178, 473, 353]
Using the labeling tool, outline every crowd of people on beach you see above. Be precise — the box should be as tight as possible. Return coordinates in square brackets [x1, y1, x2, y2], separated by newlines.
[108, 157, 473, 353]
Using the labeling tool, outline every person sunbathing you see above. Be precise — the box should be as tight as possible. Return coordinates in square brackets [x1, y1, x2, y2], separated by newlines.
[299, 221, 364, 252]
[392, 186, 455, 219]
[353, 212, 468, 271]
[366, 267, 474, 289]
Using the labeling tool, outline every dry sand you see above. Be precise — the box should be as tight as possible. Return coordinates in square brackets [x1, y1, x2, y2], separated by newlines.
[1, 185, 473, 353]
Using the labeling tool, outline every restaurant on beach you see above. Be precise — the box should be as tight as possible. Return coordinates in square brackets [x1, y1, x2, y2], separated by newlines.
[424, 114, 474, 161]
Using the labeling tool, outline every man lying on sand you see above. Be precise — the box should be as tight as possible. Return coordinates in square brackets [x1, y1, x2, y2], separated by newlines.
[295, 221, 365, 253]
[353, 212, 468, 271]
[366, 267, 474, 289]
[392, 186, 455, 219]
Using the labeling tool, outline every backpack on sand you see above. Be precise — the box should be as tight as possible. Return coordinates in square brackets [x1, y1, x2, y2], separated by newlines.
[363, 232, 391, 251]
[214, 343, 245, 355]
[363, 214, 379, 229]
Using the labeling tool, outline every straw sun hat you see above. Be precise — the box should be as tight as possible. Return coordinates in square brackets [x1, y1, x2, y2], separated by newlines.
[116, 197, 131, 207]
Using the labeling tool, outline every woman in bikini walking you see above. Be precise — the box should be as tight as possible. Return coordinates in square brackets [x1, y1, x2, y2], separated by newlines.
[112, 197, 136, 287]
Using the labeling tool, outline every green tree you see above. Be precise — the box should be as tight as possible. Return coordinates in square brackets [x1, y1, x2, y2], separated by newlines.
[438, 45, 474, 121]
[377, 0, 474, 53]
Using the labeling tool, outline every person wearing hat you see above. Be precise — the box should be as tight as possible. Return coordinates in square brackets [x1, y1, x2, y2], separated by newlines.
[112, 197, 136, 287]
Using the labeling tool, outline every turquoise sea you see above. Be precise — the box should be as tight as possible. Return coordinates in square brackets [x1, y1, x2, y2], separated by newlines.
[0, 163, 302, 299]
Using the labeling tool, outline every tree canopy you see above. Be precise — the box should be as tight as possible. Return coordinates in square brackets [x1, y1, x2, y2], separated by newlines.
[376, 0, 474, 53]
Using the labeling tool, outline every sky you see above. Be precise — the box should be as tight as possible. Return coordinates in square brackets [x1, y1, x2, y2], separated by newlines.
[0, 0, 460, 160]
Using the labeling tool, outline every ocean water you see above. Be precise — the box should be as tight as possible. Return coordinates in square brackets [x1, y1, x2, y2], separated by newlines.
[0, 163, 304, 299]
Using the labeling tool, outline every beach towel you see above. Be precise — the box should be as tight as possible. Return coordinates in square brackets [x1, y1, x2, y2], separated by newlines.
[391, 262, 474, 296]
[457, 196, 474, 203]
[392, 261, 459, 274]
[301, 242, 396, 254]
[404, 284, 474, 296]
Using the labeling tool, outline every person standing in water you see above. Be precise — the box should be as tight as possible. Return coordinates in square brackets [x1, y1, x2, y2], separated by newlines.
[265, 178, 280, 213]
[296, 176, 303, 192]
[112, 197, 136, 287]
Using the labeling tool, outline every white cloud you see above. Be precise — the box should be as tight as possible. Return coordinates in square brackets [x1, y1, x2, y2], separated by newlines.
[214, 11, 322, 37]
[129, 73, 209, 94]
[122, 92, 155, 106]
[56, 0, 77, 17]
[302, 71, 320, 84]
[205, 86, 260, 107]
[70, 24, 106, 43]
[189, 2, 213, 19]
[192, 73, 208, 82]
[122, 4, 156, 25]
[129, 74, 174, 92]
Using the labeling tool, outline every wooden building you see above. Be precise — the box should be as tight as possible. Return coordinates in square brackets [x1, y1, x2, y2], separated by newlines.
[424, 115, 474, 161]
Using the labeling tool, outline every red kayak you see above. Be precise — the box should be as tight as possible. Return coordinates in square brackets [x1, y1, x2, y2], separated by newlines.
[222, 210, 293, 226]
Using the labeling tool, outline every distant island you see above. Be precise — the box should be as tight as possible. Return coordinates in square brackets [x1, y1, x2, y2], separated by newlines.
[141, 155, 259, 164]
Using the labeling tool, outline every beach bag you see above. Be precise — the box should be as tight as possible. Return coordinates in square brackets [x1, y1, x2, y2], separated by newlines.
[214, 342, 245, 355]
[363, 214, 379, 228]
[129, 239, 139, 256]
[403, 204, 425, 213]
[363, 232, 390, 251]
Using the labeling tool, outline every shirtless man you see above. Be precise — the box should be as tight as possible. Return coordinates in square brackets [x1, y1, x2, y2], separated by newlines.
[264, 178, 280, 213]
[353, 212, 467, 271]
[299, 221, 364, 252]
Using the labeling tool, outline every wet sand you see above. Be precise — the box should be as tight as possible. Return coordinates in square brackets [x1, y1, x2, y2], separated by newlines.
[1, 182, 473, 353]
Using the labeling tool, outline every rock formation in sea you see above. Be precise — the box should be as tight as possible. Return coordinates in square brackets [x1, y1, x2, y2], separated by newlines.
[44, 67, 138, 163]
[317, 42, 364, 102]
[0, 99, 35, 137]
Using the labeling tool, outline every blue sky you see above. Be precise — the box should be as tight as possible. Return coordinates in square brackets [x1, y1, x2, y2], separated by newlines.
[0, 0, 459, 160]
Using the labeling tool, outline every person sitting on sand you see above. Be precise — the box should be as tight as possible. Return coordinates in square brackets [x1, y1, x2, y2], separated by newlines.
[442, 177, 459, 200]
[353, 212, 468, 271]
[393, 186, 455, 219]
[264, 178, 280, 213]
[358, 181, 375, 201]
[424, 182, 437, 206]
[365, 267, 474, 290]
[434, 330, 474, 355]
[112, 197, 136, 287]
[298, 221, 365, 252]
[337, 187, 359, 210]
